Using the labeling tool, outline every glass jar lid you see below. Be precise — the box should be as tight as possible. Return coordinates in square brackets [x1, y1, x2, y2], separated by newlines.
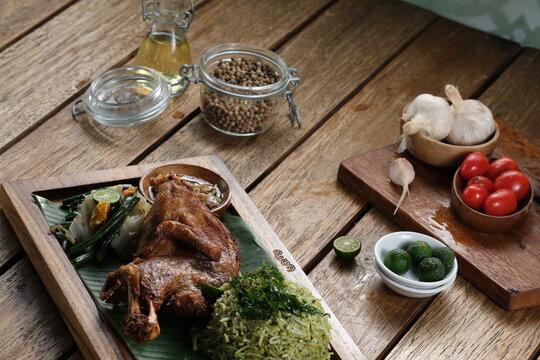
[72, 66, 171, 127]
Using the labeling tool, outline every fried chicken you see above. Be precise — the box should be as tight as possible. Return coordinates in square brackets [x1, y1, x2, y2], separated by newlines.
[100, 180, 240, 343]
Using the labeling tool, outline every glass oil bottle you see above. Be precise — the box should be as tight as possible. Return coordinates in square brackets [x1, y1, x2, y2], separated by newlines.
[134, 0, 195, 96]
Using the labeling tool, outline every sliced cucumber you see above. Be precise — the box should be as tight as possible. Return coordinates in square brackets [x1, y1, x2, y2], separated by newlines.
[92, 189, 121, 204]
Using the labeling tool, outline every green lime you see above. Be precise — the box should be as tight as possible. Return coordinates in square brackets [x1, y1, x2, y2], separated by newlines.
[418, 257, 445, 282]
[92, 189, 121, 204]
[407, 241, 433, 265]
[384, 249, 411, 274]
[201, 284, 225, 302]
[433, 247, 455, 274]
[333, 236, 361, 259]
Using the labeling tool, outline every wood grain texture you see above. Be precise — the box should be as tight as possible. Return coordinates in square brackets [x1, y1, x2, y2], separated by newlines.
[480, 49, 540, 146]
[0, 258, 73, 359]
[0, 0, 78, 52]
[0, 156, 364, 360]
[0, 0, 147, 151]
[142, 0, 436, 188]
[338, 142, 540, 310]
[248, 18, 520, 269]
[0, 0, 331, 269]
[385, 276, 540, 360]
[309, 210, 431, 360]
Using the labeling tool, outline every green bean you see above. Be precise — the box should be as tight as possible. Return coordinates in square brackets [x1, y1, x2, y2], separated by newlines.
[71, 252, 94, 268]
[61, 193, 89, 207]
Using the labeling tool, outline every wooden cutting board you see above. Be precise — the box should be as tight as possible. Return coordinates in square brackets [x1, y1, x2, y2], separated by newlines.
[338, 122, 540, 311]
[0, 155, 365, 360]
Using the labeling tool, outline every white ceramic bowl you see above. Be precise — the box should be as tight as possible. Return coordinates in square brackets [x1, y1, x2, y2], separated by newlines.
[373, 261, 456, 298]
[374, 231, 458, 289]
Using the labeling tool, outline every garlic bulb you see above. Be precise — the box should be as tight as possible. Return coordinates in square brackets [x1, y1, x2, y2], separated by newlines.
[445, 85, 496, 145]
[389, 158, 415, 215]
[398, 94, 453, 153]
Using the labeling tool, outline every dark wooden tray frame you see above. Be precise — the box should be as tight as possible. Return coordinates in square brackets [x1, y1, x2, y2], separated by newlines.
[0, 155, 364, 360]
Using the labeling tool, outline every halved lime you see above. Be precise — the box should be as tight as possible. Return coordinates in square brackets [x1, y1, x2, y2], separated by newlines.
[333, 236, 361, 259]
[92, 189, 121, 204]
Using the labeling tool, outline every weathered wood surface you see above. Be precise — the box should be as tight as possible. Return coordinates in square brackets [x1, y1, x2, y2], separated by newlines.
[310, 208, 540, 360]
[0, 258, 72, 359]
[248, 18, 520, 269]
[0, 0, 145, 151]
[0, 0, 77, 52]
[0, 0, 332, 270]
[0, 156, 364, 360]
[480, 48, 540, 146]
[142, 0, 436, 188]
[338, 140, 540, 310]
[1, 0, 540, 359]
[309, 210, 431, 360]
[385, 276, 540, 360]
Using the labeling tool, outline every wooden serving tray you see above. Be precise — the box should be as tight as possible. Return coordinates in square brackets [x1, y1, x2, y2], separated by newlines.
[0, 155, 364, 360]
[338, 126, 540, 311]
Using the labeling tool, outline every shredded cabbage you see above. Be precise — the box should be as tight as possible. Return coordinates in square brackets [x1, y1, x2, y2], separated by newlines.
[192, 281, 332, 360]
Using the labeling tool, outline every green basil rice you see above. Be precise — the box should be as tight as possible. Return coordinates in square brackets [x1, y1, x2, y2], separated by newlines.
[192, 282, 332, 359]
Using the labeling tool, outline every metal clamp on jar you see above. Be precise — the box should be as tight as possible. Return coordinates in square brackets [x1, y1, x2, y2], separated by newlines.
[180, 43, 301, 136]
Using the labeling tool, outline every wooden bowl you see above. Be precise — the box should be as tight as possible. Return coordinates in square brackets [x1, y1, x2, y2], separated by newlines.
[450, 169, 533, 233]
[139, 164, 231, 218]
[401, 103, 500, 167]
[407, 123, 500, 168]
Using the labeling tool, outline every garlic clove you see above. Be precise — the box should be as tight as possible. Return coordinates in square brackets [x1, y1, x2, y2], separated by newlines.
[389, 158, 415, 215]
[445, 85, 496, 146]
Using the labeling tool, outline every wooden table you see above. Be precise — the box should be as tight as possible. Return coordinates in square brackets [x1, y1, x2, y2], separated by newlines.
[0, 0, 539, 359]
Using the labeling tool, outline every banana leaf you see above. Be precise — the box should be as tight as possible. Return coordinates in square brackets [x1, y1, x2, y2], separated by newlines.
[33, 194, 275, 359]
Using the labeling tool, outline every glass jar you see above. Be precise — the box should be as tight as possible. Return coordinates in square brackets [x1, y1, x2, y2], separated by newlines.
[180, 43, 301, 136]
[134, 0, 195, 96]
[72, 66, 171, 126]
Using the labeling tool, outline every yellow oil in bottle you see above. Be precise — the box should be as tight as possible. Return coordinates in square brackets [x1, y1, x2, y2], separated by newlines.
[134, 32, 192, 95]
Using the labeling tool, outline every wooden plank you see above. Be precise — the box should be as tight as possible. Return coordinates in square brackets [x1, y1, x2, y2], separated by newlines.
[310, 208, 540, 360]
[0, 0, 78, 52]
[248, 18, 521, 269]
[0, 0, 147, 151]
[0, 0, 332, 269]
[480, 48, 540, 146]
[0, 258, 73, 359]
[384, 276, 540, 360]
[338, 141, 540, 310]
[308, 209, 431, 360]
[0, 156, 364, 360]
[142, 0, 436, 188]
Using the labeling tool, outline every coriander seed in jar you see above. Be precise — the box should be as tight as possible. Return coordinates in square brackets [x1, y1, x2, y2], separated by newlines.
[180, 43, 301, 136]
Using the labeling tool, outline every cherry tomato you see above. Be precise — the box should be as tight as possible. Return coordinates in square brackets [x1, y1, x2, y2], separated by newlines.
[461, 185, 489, 210]
[485, 156, 518, 180]
[459, 152, 490, 180]
[493, 170, 530, 201]
[467, 176, 494, 193]
[484, 189, 517, 216]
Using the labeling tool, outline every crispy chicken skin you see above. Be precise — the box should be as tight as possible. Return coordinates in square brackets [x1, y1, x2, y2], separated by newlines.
[100, 180, 240, 343]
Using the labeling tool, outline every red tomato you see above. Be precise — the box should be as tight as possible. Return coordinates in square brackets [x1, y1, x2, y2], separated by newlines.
[484, 189, 517, 216]
[461, 185, 489, 210]
[485, 156, 518, 180]
[467, 176, 494, 193]
[459, 152, 490, 180]
[493, 170, 530, 201]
